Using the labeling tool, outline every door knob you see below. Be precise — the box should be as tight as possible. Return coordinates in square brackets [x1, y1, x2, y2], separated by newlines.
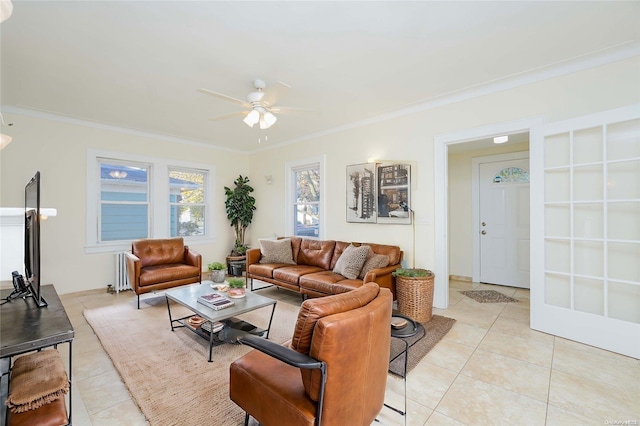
[481, 230, 487, 235]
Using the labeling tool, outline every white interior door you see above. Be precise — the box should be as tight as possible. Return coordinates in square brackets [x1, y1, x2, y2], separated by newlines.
[479, 157, 530, 288]
[531, 104, 640, 358]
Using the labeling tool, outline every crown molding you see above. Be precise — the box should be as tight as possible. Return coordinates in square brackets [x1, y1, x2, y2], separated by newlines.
[0, 105, 244, 154]
[251, 40, 640, 154]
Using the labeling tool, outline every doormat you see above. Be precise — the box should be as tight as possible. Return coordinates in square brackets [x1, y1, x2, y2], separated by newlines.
[460, 290, 519, 303]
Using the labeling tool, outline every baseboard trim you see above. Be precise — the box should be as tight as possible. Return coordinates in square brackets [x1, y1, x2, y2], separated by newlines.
[449, 275, 472, 282]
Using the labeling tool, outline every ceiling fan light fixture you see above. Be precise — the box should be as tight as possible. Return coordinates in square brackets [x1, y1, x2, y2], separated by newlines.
[0, 0, 13, 22]
[243, 109, 260, 127]
[261, 111, 277, 129]
[0, 133, 12, 150]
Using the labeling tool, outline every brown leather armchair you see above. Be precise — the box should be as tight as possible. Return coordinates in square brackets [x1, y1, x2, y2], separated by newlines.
[125, 237, 202, 308]
[230, 282, 392, 426]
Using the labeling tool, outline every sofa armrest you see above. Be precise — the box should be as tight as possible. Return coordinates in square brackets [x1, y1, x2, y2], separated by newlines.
[124, 251, 141, 292]
[363, 263, 401, 283]
[246, 247, 261, 268]
[363, 263, 402, 299]
[184, 246, 202, 280]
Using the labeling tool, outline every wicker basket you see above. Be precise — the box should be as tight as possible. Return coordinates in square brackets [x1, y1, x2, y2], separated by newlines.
[395, 269, 435, 323]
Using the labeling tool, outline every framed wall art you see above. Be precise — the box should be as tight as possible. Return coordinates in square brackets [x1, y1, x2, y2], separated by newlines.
[346, 163, 376, 223]
[376, 163, 411, 225]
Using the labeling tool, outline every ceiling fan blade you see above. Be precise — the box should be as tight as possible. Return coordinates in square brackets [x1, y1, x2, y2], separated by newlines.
[209, 111, 248, 121]
[263, 80, 293, 106]
[198, 89, 250, 107]
[269, 106, 316, 114]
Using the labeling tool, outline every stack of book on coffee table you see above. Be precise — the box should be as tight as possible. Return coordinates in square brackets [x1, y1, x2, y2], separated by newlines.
[197, 292, 234, 310]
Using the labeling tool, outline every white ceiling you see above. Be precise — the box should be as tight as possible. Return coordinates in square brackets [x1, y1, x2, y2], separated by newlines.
[1, 1, 639, 153]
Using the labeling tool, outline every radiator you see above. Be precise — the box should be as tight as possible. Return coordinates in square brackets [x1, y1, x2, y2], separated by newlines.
[114, 252, 132, 292]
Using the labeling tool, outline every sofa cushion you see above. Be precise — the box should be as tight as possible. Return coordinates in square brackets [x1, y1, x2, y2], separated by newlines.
[300, 272, 363, 295]
[259, 238, 296, 265]
[296, 239, 336, 270]
[139, 264, 200, 286]
[132, 238, 185, 268]
[332, 244, 369, 279]
[247, 263, 287, 279]
[290, 282, 380, 356]
[273, 265, 325, 286]
[358, 248, 390, 279]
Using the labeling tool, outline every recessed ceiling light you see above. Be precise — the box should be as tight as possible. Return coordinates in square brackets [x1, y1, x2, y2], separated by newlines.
[493, 135, 509, 144]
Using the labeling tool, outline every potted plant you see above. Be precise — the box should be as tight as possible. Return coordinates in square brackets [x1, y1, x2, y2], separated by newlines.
[224, 175, 256, 256]
[392, 268, 435, 322]
[227, 277, 246, 298]
[207, 262, 227, 283]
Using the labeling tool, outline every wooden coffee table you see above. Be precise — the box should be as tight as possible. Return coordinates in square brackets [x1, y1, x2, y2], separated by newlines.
[165, 282, 276, 362]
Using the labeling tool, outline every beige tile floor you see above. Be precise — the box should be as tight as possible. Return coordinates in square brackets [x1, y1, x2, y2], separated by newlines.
[57, 280, 640, 425]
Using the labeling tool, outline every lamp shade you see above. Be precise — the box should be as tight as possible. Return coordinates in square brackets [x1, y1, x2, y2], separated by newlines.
[0, 133, 12, 150]
[243, 110, 260, 127]
[0, 0, 13, 22]
[260, 111, 277, 129]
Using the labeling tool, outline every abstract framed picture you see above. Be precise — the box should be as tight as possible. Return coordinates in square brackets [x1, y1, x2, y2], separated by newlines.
[376, 163, 411, 225]
[346, 163, 377, 223]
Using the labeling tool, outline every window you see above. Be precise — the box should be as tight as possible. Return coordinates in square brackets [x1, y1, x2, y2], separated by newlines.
[99, 161, 150, 241]
[86, 150, 215, 253]
[169, 168, 207, 237]
[286, 156, 325, 238]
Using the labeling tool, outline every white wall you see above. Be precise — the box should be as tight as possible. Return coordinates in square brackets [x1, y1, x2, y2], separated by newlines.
[0, 115, 250, 294]
[248, 57, 640, 278]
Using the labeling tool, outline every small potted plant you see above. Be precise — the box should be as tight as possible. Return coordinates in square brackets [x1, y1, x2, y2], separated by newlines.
[227, 277, 246, 298]
[207, 262, 227, 283]
[392, 268, 435, 322]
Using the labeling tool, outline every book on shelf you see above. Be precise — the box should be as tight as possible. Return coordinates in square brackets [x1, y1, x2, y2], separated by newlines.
[197, 292, 234, 310]
[201, 321, 225, 334]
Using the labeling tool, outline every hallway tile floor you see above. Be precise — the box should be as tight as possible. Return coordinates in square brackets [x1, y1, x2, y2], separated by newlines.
[57, 280, 639, 425]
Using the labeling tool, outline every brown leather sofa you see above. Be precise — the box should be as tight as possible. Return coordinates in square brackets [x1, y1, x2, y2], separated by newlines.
[230, 282, 392, 426]
[246, 237, 402, 298]
[125, 237, 202, 308]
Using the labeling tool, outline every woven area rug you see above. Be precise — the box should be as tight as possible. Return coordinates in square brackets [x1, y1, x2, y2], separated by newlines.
[389, 315, 456, 377]
[460, 290, 520, 303]
[84, 293, 299, 426]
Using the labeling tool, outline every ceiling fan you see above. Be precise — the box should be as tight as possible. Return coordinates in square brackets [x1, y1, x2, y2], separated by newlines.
[198, 79, 302, 130]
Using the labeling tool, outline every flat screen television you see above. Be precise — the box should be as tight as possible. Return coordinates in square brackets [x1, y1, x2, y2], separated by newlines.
[25, 171, 47, 307]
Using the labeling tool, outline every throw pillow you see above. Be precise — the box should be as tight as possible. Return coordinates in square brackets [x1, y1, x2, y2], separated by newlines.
[358, 250, 390, 279]
[332, 244, 369, 279]
[259, 238, 296, 264]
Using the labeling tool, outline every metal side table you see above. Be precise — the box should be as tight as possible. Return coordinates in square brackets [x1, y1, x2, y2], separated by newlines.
[385, 314, 425, 424]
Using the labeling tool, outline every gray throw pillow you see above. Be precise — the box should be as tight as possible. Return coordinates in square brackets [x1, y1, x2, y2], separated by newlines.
[333, 244, 370, 279]
[358, 248, 390, 279]
[259, 238, 296, 264]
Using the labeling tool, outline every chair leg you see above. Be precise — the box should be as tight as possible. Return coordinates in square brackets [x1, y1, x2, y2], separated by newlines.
[244, 412, 249, 426]
[137, 294, 140, 309]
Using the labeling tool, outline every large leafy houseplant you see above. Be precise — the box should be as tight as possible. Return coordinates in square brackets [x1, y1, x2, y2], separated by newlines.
[224, 175, 256, 255]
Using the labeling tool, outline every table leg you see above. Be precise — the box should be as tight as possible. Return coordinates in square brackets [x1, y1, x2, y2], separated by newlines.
[384, 338, 409, 421]
[68, 340, 73, 426]
[166, 296, 175, 331]
[208, 323, 214, 362]
[265, 303, 276, 339]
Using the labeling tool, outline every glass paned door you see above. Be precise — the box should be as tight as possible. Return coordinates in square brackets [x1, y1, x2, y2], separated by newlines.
[532, 106, 640, 358]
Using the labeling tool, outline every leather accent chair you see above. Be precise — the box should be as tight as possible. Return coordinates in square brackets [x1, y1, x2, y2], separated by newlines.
[230, 282, 392, 426]
[125, 237, 202, 308]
